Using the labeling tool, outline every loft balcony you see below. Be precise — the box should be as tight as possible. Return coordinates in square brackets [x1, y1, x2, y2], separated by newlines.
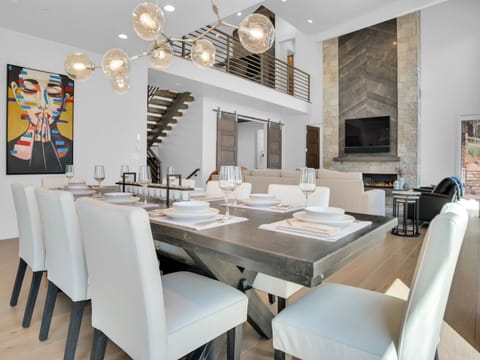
[169, 25, 311, 103]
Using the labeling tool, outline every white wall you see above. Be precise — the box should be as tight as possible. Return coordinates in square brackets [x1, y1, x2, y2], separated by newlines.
[420, 0, 480, 185]
[237, 121, 265, 169]
[153, 96, 203, 185]
[0, 28, 147, 240]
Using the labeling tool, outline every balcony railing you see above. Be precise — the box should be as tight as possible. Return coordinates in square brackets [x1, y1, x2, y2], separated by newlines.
[170, 26, 311, 102]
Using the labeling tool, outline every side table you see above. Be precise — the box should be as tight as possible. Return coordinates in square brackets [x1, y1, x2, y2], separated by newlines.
[391, 190, 421, 237]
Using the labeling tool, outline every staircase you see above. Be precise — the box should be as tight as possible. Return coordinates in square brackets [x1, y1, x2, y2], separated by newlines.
[146, 86, 195, 183]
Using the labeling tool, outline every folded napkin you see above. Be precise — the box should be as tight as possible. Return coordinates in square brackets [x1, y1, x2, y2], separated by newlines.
[277, 219, 340, 237]
[227, 203, 304, 213]
[150, 214, 248, 230]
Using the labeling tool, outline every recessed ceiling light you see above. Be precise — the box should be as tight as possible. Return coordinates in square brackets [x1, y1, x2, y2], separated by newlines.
[307, 19, 313, 23]
[281, 0, 287, 2]
[164, 4, 175, 12]
[118, 33, 128, 40]
[237, 12, 242, 16]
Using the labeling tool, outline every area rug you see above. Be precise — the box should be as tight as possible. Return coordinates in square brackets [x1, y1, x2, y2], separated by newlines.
[385, 279, 480, 360]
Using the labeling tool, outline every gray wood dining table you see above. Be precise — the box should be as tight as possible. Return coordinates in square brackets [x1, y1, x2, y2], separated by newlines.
[150, 203, 397, 343]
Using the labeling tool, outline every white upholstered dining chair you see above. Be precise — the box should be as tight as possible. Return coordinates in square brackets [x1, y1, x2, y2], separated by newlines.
[205, 180, 252, 200]
[267, 184, 330, 206]
[76, 197, 248, 360]
[10, 183, 46, 328]
[251, 183, 331, 312]
[35, 188, 89, 360]
[272, 202, 469, 360]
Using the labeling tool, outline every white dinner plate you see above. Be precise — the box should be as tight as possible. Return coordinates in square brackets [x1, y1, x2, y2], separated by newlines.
[69, 189, 96, 196]
[67, 184, 89, 190]
[163, 207, 219, 220]
[241, 198, 280, 207]
[104, 192, 133, 198]
[103, 196, 139, 205]
[293, 211, 355, 226]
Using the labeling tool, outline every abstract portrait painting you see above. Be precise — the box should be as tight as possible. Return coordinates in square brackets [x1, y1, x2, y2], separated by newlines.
[6, 64, 74, 174]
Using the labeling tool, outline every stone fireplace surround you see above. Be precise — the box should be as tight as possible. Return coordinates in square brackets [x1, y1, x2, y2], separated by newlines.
[323, 12, 420, 187]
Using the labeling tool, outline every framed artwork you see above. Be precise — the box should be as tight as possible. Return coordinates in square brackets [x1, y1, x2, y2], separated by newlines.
[6, 64, 74, 174]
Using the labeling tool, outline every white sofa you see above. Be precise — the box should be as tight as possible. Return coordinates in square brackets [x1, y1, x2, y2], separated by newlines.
[238, 168, 385, 216]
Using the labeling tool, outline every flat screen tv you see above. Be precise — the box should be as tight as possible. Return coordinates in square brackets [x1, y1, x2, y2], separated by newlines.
[345, 116, 390, 153]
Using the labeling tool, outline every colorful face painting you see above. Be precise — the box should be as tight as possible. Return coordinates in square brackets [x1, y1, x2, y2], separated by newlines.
[6, 64, 74, 174]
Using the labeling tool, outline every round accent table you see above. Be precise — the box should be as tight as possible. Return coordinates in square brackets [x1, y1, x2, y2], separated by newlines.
[391, 190, 421, 237]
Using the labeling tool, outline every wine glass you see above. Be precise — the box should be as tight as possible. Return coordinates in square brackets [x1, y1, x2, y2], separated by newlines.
[94, 165, 105, 188]
[138, 165, 152, 205]
[232, 166, 243, 206]
[219, 166, 236, 219]
[65, 165, 74, 182]
[299, 167, 316, 208]
[120, 164, 129, 180]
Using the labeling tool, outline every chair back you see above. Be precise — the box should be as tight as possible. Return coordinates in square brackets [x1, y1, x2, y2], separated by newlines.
[76, 198, 167, 360]
[206, 180, 252, 200]
[35, 189, 88, 301]
[267, 184, 330, 206]
[41, 175, 68, 189]
[398, 202, 468, 360]
[11, 183, 46, 272]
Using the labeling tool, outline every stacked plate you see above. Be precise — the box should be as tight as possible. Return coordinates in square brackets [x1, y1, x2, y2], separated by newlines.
[163, 201, 219, 220]
[241, 193, 280, 207]
[103, 192, 139, 205]
[66, 179, 95, 197]
[293, 206, 355, 226]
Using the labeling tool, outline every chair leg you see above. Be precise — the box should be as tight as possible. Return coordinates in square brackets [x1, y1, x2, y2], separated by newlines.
[434, 348, 440, 360]
[22, 270, 44, 328]
[64, 300, 88, 360]
[39, 281, 60, 341]
[90, 328, 108, 360]
[274, 349, 286, 360]
[10, 258, 27, 306]
[268, 293, 276, 304]
[277, 297, 287, 313]
[227, 324, 243, 360]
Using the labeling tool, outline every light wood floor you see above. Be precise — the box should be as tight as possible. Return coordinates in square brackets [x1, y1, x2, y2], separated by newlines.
[0, 210, 478, 359]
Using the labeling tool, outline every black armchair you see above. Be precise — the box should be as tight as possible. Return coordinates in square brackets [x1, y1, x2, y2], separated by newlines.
[415, 177, 461, 222]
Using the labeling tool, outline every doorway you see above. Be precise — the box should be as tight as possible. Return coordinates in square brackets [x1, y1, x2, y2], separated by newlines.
[305, 125, 320, 168]
[459, 116, 480, 199]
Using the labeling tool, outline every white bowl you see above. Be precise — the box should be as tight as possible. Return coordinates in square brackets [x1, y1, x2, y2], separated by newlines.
[172, 201, 210, 213]
[104, 192, 132, 199]
[305, 206, 345, 219]
[249, 193, 275, 201]
[68, 177, 86, 185]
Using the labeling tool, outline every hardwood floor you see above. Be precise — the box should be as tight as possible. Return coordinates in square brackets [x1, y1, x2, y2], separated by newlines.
[0, 209, 478, 359]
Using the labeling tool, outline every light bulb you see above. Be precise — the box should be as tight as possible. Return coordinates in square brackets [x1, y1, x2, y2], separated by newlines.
[148, 41, 173, 69]
[238, 13, 275, 54]
[64, 52, 94, 81]
[191, 39, 216, 68]
[112, 75, 129, 94]
[102, 48, 130, 79]
[132, 2, 165, 41]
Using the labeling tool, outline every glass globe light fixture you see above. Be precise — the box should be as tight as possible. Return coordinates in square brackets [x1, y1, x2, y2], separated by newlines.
[191, 39, 216, 68]
[112, 75, 129, 94]
[64, 52, 95, 81]
[132, 2, 165, 41]
[238, 13, 275, 54]
[148, 40, 173, 69]
[102, 48, 130, 79]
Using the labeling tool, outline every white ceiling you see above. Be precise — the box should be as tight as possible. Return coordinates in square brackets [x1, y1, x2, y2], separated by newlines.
[1, 0, 447, 57]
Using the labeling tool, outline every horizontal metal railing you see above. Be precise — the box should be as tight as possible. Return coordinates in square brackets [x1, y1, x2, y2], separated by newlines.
[170, 26, 310, 102]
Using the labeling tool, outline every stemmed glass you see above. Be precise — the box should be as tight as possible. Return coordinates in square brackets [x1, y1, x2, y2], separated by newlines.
[232, 166, 243, 206]
[138, 165, 152, 205]
[65, 165, 74, 182]
[299, 167, 316, 208]
[94, 165, 105, 187]
[219, 166, 236, 219]
[120, 165, 129, 180]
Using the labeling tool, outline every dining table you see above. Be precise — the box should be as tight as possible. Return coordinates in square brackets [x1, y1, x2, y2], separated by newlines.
[149, 202, 397, 349]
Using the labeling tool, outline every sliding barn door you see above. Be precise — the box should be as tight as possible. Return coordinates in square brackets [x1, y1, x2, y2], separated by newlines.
[216, 111, 237, 167]
[267, 122, 282, 169]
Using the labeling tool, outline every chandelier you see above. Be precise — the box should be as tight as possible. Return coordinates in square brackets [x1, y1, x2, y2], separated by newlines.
[64, 1, 275, 94]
